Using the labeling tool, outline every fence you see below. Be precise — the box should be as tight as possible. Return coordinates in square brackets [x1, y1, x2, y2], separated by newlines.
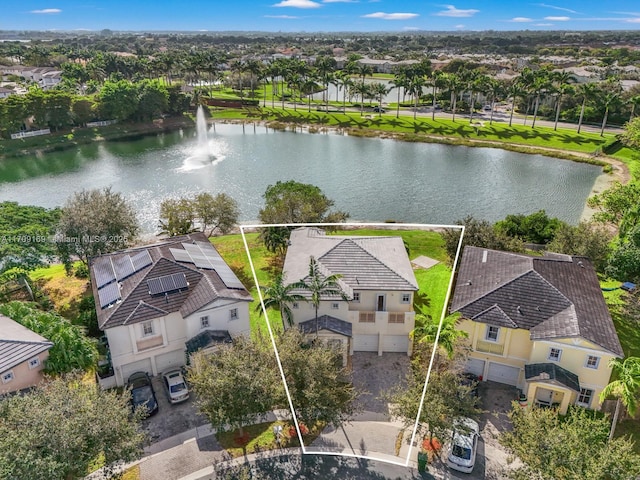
[10, 129, 50, 140]
[87, 120, 118, 127]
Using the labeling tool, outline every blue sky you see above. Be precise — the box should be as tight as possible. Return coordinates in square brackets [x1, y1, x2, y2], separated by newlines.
[3, 1, 640, 32]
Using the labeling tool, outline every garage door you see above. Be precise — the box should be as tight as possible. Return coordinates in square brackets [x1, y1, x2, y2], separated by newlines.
[155, 349, 186, 374]
[353, 334, 379, 352]
[466, 358, 485, 377]
[121, 358, 152, 384]
[382, 335, 409, 353]
[487, 362, 520, 386]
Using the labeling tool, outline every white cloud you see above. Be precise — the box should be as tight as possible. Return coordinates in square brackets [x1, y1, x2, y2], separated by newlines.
[322, 0, 358, 2]
[272, 0, 321, 8]
[626, 17, 640, 23]
[534, 23, 554, 26]
[435, 5, 479, 17]
[544, 15, 570, 20]
[534, 3, 578, 14]
[455, 24, 465, 28]
[362, 12, 419, 20]
[510, 17, 533, 22]
[30, 8, 61, 14]
[403, 26, 420, 30]
[265, 14, 299, 18]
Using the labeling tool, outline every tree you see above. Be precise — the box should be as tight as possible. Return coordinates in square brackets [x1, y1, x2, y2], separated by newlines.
[256, 273, 306, 331]
[441, 216, 525, 260]
[600, 357, 640, 441]
[158, 197, 195, 237]
[411, 311, 468, 364]
[588, 182, 640, 232]
[0, 301, 98, 374]
[621, 117, 640, 150]
[193, 192, 239, 236]
[501, 405, 640, 479]
[97, 79, 138, 121]
[55, 187, 139, 268]
[0, 372, 146, 480]
[607, 226, 640, 283]
[547, 221, 612, 272]
[260, 226, 292, 258]
[494, 210, 564, 245]
[290, 256, 350, 338]
[576, 82, 599, 134]
[135, 80, 168, 121]
[188, 336, 281, 437]
[258, 180, 348, 225]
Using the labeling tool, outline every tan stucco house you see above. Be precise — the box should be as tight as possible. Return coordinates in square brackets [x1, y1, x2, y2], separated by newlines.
[90, 233, 252, 386]
[0, 314, 53, 395]
[282, 227, 419, 364]
[450, 246, 623, 414]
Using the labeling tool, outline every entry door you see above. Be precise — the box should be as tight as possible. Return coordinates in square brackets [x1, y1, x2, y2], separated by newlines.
[376, 294, 386, 312]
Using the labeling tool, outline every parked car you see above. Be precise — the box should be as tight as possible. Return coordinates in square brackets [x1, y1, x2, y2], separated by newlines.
[162, 369, 190, 404]
[372, 106, 386, 113]
[483, 104, 492, 111]
[460, 372, 480, 397]
[446, 417, 480, 473]
[127, 371, 158, 416]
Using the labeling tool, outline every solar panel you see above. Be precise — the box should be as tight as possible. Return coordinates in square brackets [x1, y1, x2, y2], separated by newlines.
[93, 257, 116, 288]
[98, 281, 121, 308]
[113, 255, 135, 281]
[147, 273, 188, 295]
[179, 241, 245, 290]
[170, 248, 193, 264]
[131, 250, 152, 272]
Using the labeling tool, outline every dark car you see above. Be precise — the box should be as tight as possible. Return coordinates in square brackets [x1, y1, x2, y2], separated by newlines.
[372, 106, 386, 113]
[127, 371, 159, 416]
[460, 372, 480, 397]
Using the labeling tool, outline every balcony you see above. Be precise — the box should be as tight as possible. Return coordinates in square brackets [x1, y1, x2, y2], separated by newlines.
[136, 335, 163, 352]
[476, 340, 504, 356]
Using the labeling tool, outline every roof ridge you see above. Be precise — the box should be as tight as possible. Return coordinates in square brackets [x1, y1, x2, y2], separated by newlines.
[471, 304, 518, 328]
[123, 301, 169, 325]
[0, 339, 54, 346]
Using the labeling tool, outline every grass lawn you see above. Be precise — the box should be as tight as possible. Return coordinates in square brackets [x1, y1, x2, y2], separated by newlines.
[601, 278, 640, 359]
[30, 262, 89, 319]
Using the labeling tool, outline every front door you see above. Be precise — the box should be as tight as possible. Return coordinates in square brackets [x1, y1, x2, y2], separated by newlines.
[376, 294, 386, 312]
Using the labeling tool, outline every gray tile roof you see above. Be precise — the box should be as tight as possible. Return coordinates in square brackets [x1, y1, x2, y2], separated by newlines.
[283, 228, 418, 299]
[525, 363, 581, 392]
[0, 315, 53, 374]
[91, 233, 252, 330]
[451, 246, 623, 357]
[299, 315, 353, 337]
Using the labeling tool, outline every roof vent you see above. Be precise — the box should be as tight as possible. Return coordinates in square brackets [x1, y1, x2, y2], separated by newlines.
[517, 305, 523, 315]
[466, 280, 472, 286]
[578, 261, 585, 268]
[482, 250, 488, 263]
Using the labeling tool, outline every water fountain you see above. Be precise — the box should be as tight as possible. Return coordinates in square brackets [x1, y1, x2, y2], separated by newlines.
[180, 105, 217, 171]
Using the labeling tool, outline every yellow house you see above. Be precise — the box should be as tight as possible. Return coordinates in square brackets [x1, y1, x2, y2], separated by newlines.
[283, 227, 419, 364]
[450, 246, 623, 415]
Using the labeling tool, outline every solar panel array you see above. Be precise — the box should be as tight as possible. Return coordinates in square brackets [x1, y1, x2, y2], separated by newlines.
[177, 241, 245, 290]
[93, 257, 116, 288]
[169, 248, 193, 263]
[131, 250, 152, 271]
[98, 281, 121, 308]
[92, 249, 153, 309]
[147, 273, 188, 295]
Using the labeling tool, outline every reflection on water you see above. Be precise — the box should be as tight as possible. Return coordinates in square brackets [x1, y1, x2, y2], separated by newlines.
[0, 124, 601, 234]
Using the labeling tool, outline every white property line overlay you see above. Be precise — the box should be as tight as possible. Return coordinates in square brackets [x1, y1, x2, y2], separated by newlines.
[240, 222, 465, 468]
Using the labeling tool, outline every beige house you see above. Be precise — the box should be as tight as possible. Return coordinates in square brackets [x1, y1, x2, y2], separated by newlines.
[90, 233, 252, 386]
[0, 314, 53, 394]
[282, 227, 419, 365]
[450, 246, 623, 414]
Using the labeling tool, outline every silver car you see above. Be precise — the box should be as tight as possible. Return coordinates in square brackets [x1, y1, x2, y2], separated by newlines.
[162, 369, 190, 404]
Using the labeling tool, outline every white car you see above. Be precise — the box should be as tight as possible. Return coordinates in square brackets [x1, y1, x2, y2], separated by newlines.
[162, 369, 190, 404]
[446, 417, 480, 473]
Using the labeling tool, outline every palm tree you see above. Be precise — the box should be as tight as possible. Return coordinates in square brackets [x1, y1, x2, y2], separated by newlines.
[391, 67, 409, 119]
[598, 81, 623, 136]
[628, 94, 640, 122]
[370, 82, 389, 117]
[577, 82, 599, 134]
[315, 55, 336, 112]
[256, 274, 306, 331]
[530, 69, 552, 128]
[334, 70, 353, 114]
[430, 70, 445, 121]
[599, 357, 640, 440]
[442, 73, 460, 122]
[411, 311, 468, 366]
[290, 257, 349, 338]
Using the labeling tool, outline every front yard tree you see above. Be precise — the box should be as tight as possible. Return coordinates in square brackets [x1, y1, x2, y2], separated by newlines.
[501, 405, 640, 479]
[258, 180, 349, 224]
[0, 372, 146, 480]
[56, 187, 139, 269]
[600, 356, 640, 440]
[256, 273, 305, 331]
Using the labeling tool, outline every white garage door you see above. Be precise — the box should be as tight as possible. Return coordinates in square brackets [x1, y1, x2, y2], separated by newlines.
[487, 362, 520, 386]
[121, 358, 153, 384]
[466, 358, 485, 377]
[382, 335, 409, 353]
[353, 334, 379, 352]
[155, 349, 186, 374]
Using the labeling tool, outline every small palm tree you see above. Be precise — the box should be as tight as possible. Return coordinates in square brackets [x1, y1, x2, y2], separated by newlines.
[290, 257, 349, 338]
[600, 356, 640, 440]
[411, 310, 468, 366]
[256, 274, 305, 331]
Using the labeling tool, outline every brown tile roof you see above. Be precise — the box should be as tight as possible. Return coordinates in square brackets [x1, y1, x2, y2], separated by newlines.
[451, 246, 623, 357]
[0, 315, 53, 374]
[91, 233, 252, 330]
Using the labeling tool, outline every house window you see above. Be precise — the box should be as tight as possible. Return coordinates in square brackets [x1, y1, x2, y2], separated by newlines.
[1, 371, 14, 384]
[548, 348, 562, 362]
[28, 357, 40, 369]
[292, 302, 299, 309]
[230, 308, 238, 320]
[142, 321, 154, 337]
[401, 293, 411, 304]
[577, 388, 593, 407]
[200, 316, 210, 329]
[585, 355, 600, 369]
[331, 303, 340, 310]
[485, 325, 500, 342]
[352, 292, 360, 303]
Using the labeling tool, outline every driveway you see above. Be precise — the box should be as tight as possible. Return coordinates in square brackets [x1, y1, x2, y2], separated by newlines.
[351, 352, 410, 415]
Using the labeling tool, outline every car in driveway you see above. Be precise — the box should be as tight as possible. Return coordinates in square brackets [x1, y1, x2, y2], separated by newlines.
[127, 371, 159, 417]
[162, 369, 190, 404]
[446, 417, 480, 473]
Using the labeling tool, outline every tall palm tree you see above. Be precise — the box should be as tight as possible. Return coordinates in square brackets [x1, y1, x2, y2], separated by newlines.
[409, 75, 426, 120]
[598, 82, 622, 136]
[411, 311, 468, 360]
[256, 274, 306, 331]
[577, 82, 599, 134]
[290, 257, 349, 338]
[335, 70, 353, 114]
[442, 73, 460, 122]
[599, 357, 640, 440]
[370, 82, 389, 117]
[315, 55, 336, 112]
[628, 94, 640, 122]
[391, 66, 409, 119]
[530, 69, 552, 128]
[430, 70, 445, 121]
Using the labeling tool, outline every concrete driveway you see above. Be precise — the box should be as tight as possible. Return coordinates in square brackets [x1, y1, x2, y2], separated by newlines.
[351, 352, 410, 415]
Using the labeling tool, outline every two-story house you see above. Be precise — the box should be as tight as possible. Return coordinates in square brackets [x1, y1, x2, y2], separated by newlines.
[282, 227, 419, 364]
[90, 233, 252, 386]
[450, 246, 623, 414]
[0, 314, 53, 395]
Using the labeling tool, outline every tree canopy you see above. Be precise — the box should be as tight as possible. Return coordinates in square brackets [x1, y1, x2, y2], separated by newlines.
[494, 210, 563, 245]
[158, 192, 239, 237]
[621, 117, 640, 150]
[0, 372, 146, 480]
